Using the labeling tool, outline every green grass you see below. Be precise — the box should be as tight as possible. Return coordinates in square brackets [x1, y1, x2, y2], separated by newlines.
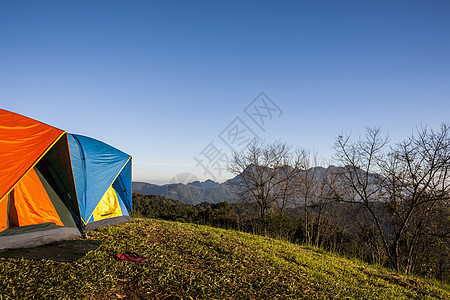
[1, 218, 449, 299]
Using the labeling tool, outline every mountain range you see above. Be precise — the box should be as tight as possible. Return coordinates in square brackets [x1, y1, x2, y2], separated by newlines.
[132, 165, 353, 205]
[132, 179, 239, 205]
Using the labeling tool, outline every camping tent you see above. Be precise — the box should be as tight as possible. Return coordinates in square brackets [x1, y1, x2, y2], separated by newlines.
[0, 109, 82, 251]
[67, 134, 132, 232]
[0, 109, 132, 252]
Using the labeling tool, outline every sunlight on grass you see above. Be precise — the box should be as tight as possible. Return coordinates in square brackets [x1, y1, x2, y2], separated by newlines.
[0, 218, 448, 299]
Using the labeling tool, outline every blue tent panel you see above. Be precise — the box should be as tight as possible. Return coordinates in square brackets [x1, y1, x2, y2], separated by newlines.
[68, 134, 132, 225]
[112, 159, 132, 213]
[115, 190, 129, 217]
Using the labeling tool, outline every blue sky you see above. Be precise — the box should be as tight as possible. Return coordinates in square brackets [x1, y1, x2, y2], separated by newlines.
[1, 1, 449, 184]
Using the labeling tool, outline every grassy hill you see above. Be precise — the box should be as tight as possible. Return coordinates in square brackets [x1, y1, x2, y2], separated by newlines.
[0, 218, 448, 299]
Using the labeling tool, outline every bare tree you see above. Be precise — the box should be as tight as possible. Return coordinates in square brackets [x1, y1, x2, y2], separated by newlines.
[310, 164, 342, 248]
[334, 124, 450, 274]
[228, 139, 303, 226]
[380, 123, 450, 273]
[333, 127, 391, 265]
[293, 151, 338, 246]
[294, 149, 317, 244]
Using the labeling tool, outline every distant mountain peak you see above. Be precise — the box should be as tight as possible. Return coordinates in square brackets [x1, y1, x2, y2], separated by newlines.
[187, 179, 220, 189]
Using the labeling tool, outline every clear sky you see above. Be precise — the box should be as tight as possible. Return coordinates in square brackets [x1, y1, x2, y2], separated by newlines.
[1, 1, 449, 184]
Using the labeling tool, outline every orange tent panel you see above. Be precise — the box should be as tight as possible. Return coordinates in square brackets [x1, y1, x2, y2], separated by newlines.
[10, 168, 63, 227]
[0, 109, 64, 200]
[0, 194, 8, 232]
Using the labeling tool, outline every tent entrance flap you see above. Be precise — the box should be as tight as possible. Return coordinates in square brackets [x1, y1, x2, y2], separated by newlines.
[92, 185, 123, 222]
[8, 168, 64, 228]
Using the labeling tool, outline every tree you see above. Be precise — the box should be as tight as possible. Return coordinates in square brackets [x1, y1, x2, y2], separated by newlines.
[228, 139, 303, 231]
[334, 124, 450, 274]
[380, 123, 450, 274]
[293, 151, 338, 246]
[308, 165, 342, 248]
[333, 127, 391, 265]
[197, 201, 239, 229]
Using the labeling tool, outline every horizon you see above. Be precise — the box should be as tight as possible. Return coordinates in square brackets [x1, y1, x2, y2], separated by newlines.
[2, 1, 449, 184]
[135, 164, 347, 186]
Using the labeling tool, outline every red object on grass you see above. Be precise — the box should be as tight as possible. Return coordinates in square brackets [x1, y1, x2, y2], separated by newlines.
[115, 253, 147, 262]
